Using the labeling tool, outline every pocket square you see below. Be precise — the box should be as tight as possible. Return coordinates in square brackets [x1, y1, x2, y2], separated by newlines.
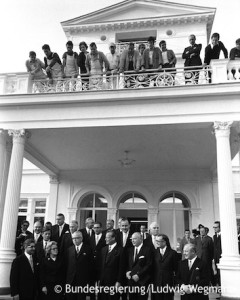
[83, 253, 86, 255]
[139, 256, 145, 259]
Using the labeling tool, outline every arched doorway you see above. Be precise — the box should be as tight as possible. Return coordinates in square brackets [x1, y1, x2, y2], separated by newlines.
[158, 191, 190, 249]
[77, 193, 108, 229]
[118, 192, 148, 232]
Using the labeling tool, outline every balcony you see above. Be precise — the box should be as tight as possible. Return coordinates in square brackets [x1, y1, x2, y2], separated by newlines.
[0, 59, 239, 95]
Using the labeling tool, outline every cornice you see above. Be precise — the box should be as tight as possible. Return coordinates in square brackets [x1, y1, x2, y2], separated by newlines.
[63, 13, 214, 34]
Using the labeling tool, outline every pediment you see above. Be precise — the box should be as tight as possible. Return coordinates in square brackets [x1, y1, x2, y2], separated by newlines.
[61, 0, 215, 26]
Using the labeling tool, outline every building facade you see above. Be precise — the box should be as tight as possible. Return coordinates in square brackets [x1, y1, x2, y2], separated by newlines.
[0, 0, 240, 299]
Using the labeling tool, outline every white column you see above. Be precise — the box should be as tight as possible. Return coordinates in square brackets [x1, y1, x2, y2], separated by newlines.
[45, 175, 59, 224]
[107, 208, 118, 227]
[0, 130, 8, 239]
[148, 207, 158, 227]
[214, 121, 240, 298]
[0, 129, 27, 294]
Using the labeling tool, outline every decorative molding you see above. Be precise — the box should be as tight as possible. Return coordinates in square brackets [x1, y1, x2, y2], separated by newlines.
[49, 175, 59, 184]
[8, 129, 31, 139]
[213, 121, 233, 132]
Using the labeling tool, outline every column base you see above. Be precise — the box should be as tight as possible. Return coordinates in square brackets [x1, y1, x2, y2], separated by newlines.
[0, 288, 10, 296]
[218, 256, 240, 298]
[0, 248, 16, 294]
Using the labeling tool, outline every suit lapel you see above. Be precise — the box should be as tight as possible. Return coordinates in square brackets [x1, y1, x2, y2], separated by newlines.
[161, 247, 170, 261]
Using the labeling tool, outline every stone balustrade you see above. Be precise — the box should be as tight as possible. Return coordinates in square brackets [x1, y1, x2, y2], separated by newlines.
[0, 59, 239, 95]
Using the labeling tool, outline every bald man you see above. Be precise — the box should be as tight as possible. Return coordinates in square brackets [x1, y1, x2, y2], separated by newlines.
[65, 231, 94, 300]
[126, 232, 152, 300]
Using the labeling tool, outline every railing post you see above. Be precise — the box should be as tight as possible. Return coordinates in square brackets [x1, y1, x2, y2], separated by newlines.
[210, 59, 229, 83]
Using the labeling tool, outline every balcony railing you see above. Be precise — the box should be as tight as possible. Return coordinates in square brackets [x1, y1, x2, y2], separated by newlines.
[0, 60, 239, 95]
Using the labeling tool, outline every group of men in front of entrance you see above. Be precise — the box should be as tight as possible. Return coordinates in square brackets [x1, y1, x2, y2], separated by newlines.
[11, 215, 222, 300]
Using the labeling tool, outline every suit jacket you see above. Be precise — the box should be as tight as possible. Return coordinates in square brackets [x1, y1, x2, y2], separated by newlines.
[153, 247, 178, 288]
[66, 243, 94, 286]
[126, 245, 152, 286]
[35, 240, 48, 263]
[10, 253, 38, 299]
[194, 235, 214, 266]
[213, 234, 221, 264]
[51, 223, 70, 244]
[40, 256, 64, 288]
[142, 47, 163, 69]
[100, 244, 125, 286]
[116, 230, 133, 249]
[204, 41, 228, 65]
[182, 44, 202, 67]
[143, 234, 156, 254]
[160, 49, 177, 67]
[59, 232, 74, 258]
[119, 49, 140, 72]
[177, 257, 210, 300]
[80, 227, 95, 245]
[15, 230, 33, 256]
[33, 232, 43, 244]
[90, 233, 106, 281]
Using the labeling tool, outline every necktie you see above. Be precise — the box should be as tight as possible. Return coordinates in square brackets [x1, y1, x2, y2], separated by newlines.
[29, 256, 34, 272]
[96, 235, 99, 245]
[59, 225, 62, 237]
[44, 241, 47, 252]
[76, 246, 80, 254]
[88, 229, 92, 237]
[134, 248, 138, 262]
[188, 260, 192, 270]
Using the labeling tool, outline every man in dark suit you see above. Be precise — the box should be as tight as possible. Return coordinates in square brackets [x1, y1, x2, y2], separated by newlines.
[177, 243, 210, 300]
[103, 219, 115, 235]
[143, 222, 159, 252]
[89, 221, 106, 300]
[33, 221, 43, 244]
[182, 34, 202, 84]
[65, 231, 94, 300]
[51, 213, 69, 245]
[194, 227, 214, 277]
[15, 220, 33, 256]
[59, 220, 78, 258]
[99, 230, 125, 300]
[153, 234, 178, 300]
[80, 217, 95, 245]
[35, 226, 51, 263]
[126, 232, 152, 300]
[212, 221, 221, 286]
[10, 238, 38, 300]
[116, 217, 133, 249]
[204, 32, 228, 83]
[140, 225, 149, 241]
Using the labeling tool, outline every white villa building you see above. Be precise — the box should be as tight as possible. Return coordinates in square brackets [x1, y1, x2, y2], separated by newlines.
[1, 0, 240, 299]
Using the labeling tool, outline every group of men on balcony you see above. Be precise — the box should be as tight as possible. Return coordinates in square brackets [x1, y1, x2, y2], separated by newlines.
[25, 33, 240, 88]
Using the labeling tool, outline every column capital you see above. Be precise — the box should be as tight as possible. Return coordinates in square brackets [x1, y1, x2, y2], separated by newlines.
[49, 175, 59, 184]
[213, 121, 233, 132]
[8, 129, 31, 143]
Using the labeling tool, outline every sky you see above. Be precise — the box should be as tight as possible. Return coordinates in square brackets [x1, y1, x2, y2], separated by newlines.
[0, 0, 239, 73]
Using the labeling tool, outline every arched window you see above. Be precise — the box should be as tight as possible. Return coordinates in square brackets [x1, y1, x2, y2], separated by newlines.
[78, 193, 108, 229]
[118, 192, 148, 232]
[159, 191, 190, 249]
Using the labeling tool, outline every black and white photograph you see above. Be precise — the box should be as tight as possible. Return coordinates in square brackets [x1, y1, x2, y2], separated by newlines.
[0, 0, 240, 299]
